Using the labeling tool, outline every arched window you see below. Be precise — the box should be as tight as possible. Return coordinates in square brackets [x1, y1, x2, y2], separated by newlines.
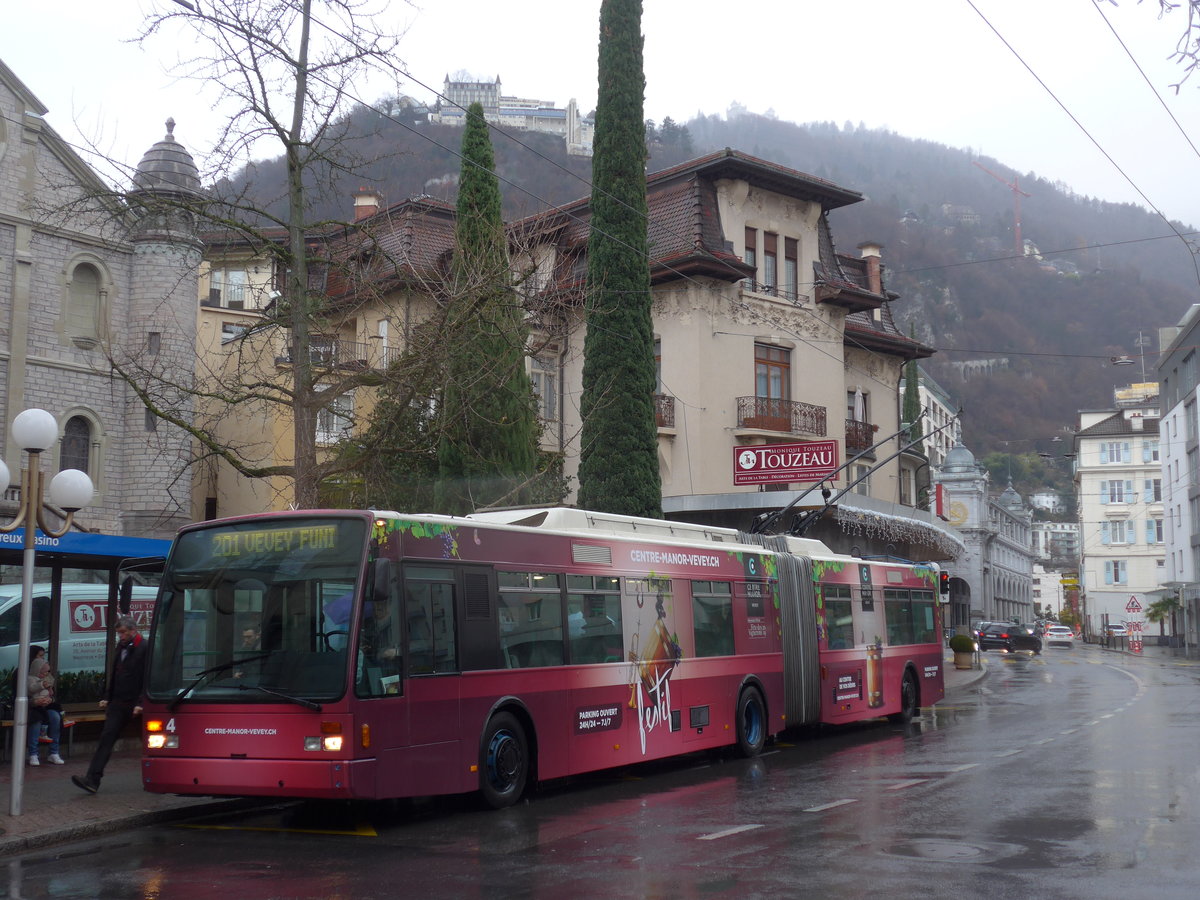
[60, 416, 91, 474]
[67, 263, 101, 342]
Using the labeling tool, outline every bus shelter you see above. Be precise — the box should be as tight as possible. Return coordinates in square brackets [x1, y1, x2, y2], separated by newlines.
[0, 530, 168, 706]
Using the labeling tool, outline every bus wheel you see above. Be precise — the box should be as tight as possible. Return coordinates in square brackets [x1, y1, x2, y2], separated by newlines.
[480, 712, 529, 809]
[735, 687, 767, 757]
[888, 670, 919, 723]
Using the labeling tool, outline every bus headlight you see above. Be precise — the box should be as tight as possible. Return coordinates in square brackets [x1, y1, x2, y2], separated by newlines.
[147, 734, 179, 749]
[304, 735, 344, 751]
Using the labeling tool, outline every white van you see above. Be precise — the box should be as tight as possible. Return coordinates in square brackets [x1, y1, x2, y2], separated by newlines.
[0, 582, 157, 677]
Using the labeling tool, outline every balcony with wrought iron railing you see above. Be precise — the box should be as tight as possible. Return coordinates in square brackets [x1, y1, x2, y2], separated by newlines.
[736, 396, 827, 436]
[275, 339, 372, 370]
[845, 418, 877, 457]
[655, 394, 675, 429]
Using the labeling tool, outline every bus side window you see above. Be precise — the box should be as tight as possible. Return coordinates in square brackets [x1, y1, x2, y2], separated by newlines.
[823, 585, 854, 649]
[692, 582, 733, 657]
[405, 567, 458, 675]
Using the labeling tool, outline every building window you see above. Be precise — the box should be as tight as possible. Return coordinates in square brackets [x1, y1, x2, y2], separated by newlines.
[221, 321, 249, 342]
[1105, 560, 1127, 585]
[1143, 440, 1160, 463]
[1145, 478, 1162, 503]
[1103, 521, 1133, 544]
[316, 388, 353, 444]
[208, 267, 248, 309]
[784, 237, 798, 300]
[530, 354, 558, 422]
[148, 332, 161, 355]
[67, 263, 102, 344]
[852, 463, 870, 496]
[144, 409, 157, 432]
[754, 343, 790, 401]
[744, 227, 757, 274]
[1100, 479, 1133, 504]
[1147, 518, 1164, 544]
[60, 416, 90, 473]
[763, 232, 778, 294]
[1100, 441, 1130, 464]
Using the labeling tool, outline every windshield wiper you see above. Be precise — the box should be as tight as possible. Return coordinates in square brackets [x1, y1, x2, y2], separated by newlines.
[168, 652, 273, 711]
[237, 682, 322, 711]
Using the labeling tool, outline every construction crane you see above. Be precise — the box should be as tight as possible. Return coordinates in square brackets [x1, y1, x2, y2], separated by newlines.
[973, 161, 1031, 256]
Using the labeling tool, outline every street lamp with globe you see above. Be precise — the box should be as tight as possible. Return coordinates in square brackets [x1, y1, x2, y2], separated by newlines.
[0, 409, 94, 816]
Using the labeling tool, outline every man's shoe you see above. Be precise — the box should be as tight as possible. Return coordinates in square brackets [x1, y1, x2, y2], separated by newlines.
[27, 755, 39, 766]
[47, 754, 65, 765]
[71, 774, 98, 793]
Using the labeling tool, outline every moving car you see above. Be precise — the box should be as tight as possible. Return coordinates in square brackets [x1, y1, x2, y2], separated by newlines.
[1044, 625, 1075, 648]
[977, 622, 1042, 654]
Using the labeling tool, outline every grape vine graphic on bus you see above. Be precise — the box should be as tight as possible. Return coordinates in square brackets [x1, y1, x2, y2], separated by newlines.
[627, 581, 681, 755]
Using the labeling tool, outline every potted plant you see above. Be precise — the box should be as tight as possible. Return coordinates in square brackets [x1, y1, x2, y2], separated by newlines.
[949, 633, 977, 670]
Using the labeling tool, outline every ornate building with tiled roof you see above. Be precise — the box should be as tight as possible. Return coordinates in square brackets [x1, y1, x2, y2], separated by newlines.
[195, 150, 963, 562]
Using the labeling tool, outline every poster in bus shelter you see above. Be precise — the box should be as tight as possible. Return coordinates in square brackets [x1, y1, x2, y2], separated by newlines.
[733, 440, 839, 485]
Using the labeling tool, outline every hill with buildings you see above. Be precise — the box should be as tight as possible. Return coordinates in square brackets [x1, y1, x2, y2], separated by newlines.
[217, 103, 1194, 463]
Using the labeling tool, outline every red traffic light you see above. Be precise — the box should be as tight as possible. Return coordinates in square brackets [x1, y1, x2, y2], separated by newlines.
[939, 571, 950, 594]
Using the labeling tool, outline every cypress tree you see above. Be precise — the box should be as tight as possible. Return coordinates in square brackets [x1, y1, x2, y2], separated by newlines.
[434, 102, 539, 514]
[577, 0, 662, 518]
[903, 328, 925, 455]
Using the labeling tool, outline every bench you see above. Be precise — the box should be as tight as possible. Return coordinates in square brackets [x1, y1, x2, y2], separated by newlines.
[1, 705, 109, 762]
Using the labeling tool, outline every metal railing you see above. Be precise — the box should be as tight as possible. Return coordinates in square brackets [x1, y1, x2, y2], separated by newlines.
[736, 396, 826, 436]
[845, 418, 876, 454]
[655, 394, 675, 429]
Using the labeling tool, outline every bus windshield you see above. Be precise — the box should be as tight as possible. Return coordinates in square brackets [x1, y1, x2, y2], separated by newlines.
[146, 516, 368, 704]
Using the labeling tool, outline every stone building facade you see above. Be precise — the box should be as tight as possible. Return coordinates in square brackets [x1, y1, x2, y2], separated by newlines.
[0, 60, 200, 540]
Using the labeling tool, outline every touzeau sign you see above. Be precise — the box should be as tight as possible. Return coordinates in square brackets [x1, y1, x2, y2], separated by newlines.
[733, 440, 840, 485]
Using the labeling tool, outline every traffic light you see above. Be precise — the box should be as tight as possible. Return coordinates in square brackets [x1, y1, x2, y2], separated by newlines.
[939, 571, 950, 595]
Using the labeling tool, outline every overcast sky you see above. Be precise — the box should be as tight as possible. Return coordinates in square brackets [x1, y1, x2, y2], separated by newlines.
[6, 1, 1200, 227]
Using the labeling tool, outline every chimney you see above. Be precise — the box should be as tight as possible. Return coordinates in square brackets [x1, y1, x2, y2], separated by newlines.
[353, 187, 383, 222]
[857, 241, 883, 295]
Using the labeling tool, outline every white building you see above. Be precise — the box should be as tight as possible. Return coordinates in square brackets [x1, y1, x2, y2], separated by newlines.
[1031, 520, 1080, 564]
[1073, 384, 1165, 637]
[899, 365, 958, 470]
[431, 75, 594, 157]
[1157, 304, 1200, 646]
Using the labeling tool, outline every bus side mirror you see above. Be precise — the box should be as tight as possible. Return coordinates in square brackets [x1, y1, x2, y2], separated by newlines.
[119, 576, 133, 615]
[372, 558, 393, 604]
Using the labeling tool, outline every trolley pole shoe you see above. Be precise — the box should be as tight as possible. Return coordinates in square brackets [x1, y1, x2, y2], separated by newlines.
[71, 774, 99, 794]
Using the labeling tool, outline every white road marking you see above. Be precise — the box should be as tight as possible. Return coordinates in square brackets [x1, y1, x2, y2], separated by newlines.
[804, 799, 859, 812]
[885, 779, 928, 791]
[698, 824, 764, 841]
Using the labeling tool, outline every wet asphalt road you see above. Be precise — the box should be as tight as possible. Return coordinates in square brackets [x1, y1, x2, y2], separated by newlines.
[7, 643, 1200, 899]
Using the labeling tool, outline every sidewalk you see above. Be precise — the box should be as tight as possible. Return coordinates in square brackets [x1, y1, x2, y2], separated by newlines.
[943, 648, 988, 695]
[0, 744, 247, 858]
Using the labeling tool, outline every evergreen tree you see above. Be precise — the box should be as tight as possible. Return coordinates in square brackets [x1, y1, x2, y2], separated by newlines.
[578, 0, 662, 518]
[904, 332, 925, 455]
[435, 102, 540, 514]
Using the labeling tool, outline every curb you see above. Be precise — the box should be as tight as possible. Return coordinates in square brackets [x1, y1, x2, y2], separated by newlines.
[0, 797, 261, 859]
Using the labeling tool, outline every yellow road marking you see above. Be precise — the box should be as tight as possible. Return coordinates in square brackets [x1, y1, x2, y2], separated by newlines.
[174, 822, 378, 837]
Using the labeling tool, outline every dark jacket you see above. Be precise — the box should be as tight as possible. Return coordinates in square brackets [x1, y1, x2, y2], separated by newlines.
[106, 632, 147, 704]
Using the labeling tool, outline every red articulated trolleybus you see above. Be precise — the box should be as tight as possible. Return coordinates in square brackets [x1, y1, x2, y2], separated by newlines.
[141, 507, 945, 808]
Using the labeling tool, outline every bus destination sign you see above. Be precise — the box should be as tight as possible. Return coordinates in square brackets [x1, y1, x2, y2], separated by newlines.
[211, 524, 338, 557]
[733, 440, 839, 485]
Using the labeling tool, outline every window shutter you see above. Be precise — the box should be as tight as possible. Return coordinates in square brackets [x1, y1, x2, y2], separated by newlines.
[1125, 480, 1134, 501]
[1100, 445, 1109, 464]
[1123, 442, 1132, 463]
[1144, 480, 1152, 503]
[1101, 522, 1110, 545]
[1100, 481, 1108, 505]
[1143, 443, 1151, 463]
[1146, 520, 1156, 544]
[1105, 561, 1114, 585]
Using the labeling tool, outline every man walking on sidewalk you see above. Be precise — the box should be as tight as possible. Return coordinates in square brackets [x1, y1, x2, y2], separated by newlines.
[72, 616, 146, 794]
